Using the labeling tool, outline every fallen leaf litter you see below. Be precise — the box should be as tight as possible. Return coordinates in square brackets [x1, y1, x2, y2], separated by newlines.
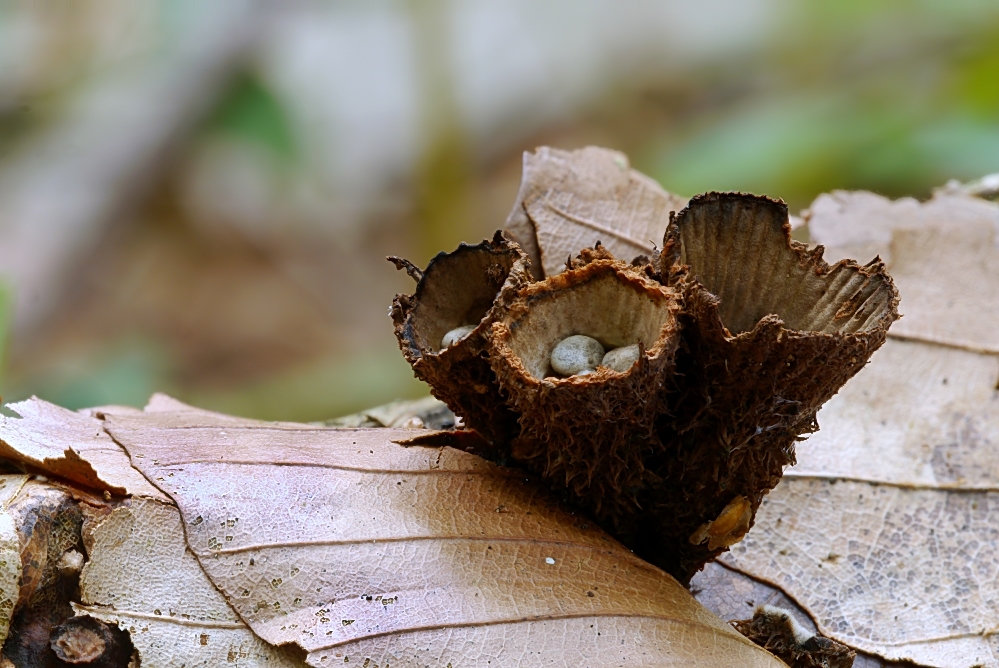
[2, 147, 993, 667]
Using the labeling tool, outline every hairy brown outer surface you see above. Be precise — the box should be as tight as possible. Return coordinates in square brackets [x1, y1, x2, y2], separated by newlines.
[643, 192, 899, 580]
[390, 233, 531, 448]
[489, 259, 682, 524]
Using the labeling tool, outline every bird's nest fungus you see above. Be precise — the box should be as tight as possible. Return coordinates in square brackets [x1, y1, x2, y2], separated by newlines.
[391, 167, 899, 584]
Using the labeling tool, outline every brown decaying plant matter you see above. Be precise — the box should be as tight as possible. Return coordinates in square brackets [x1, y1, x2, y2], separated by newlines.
[391, 160, 899, 583]
[733, 606, 856, 668]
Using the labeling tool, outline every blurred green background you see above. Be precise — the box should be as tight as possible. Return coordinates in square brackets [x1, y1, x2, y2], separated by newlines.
[0, 0, 996, 420]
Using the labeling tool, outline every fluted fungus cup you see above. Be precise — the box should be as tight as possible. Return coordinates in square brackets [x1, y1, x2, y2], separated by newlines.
[390, 177, 899, 584]
[390, 232, 531, 447]
[645, 192, 899, 579]
[488, 258, 682, 523]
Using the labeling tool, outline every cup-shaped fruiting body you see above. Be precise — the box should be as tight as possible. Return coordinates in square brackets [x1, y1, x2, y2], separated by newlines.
[637, 191, 900, 581]
[489, 259, 682, 522]
[390, 232, 531, 447]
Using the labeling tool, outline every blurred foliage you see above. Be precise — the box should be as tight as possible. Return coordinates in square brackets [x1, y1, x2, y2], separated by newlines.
[189, 349, 427, 423]
[0, 282, 10, 393]
[410, 0, 475, 263]
[642, 7, 999, 210]
[413, 130, 474, 264]
[2, 1, 998, 420]
[9, 338, 169, 412]
[205, 73, 298, 162]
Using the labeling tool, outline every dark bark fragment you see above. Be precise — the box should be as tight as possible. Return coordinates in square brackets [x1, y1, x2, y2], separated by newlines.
[50, 616, 131, 667]
[0, 480, 131, 668]
[3, 482, 83, 667]
[734, 606, 856, 668]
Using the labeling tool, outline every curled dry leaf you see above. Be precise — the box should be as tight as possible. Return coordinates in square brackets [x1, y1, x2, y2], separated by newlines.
[0, 398, 165, 501]
[707, 191, 999, 667]
[103, 407, 784, 667]
[504, 146, 687, 279]
[0, 396, 301, 666]
[326, 395, 456, 430]
[391, 152, 899, 582]
[693, 562, 907, 668]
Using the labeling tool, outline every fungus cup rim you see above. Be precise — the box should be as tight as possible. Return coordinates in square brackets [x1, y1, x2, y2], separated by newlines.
[493, 259, 682, 385]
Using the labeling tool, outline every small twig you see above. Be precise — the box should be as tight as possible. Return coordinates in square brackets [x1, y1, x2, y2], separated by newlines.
[387, 256, 424, 283]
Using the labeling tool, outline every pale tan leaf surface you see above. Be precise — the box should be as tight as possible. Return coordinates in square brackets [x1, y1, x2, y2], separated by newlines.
[692, 563, 911, 668]
[0, 475, 27, 646]
[0, 398, 166, 500]
[714, 191, 999, 667]
[792, 338, 999, 488]
[77, 497, 306, 667]
[885, 222, 999, 354]
[806, 191, 998, 264]
[505, 146, 687, 278]
[105, 409, 782, 667]
[722, 479, 999, 667]
[144, 391, 207, 413]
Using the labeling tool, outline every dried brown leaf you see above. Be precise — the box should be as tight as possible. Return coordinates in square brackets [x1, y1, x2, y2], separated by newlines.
[724, 479, 999, 666]
[0, 398, 165, 501]
[797, 191, 999, 485]
[505, 146, 686, 278]
[0, 475, 26, 646]
[713, 190, 999, 667]
[77, 497, 306, 667]
[104, 408, 783, 667]
[692, 563, 904, 668]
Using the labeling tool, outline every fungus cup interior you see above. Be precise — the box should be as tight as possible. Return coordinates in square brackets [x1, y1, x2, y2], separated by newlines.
[505, 266, 677, 380]
[410, 246, 519, 353]
[677, 194, 896, 336]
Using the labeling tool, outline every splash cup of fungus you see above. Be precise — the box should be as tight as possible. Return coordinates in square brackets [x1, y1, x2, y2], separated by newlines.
[390, 232, 531, 446]
[390, 153, 900, 584]
[487, 258, 682, 523]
